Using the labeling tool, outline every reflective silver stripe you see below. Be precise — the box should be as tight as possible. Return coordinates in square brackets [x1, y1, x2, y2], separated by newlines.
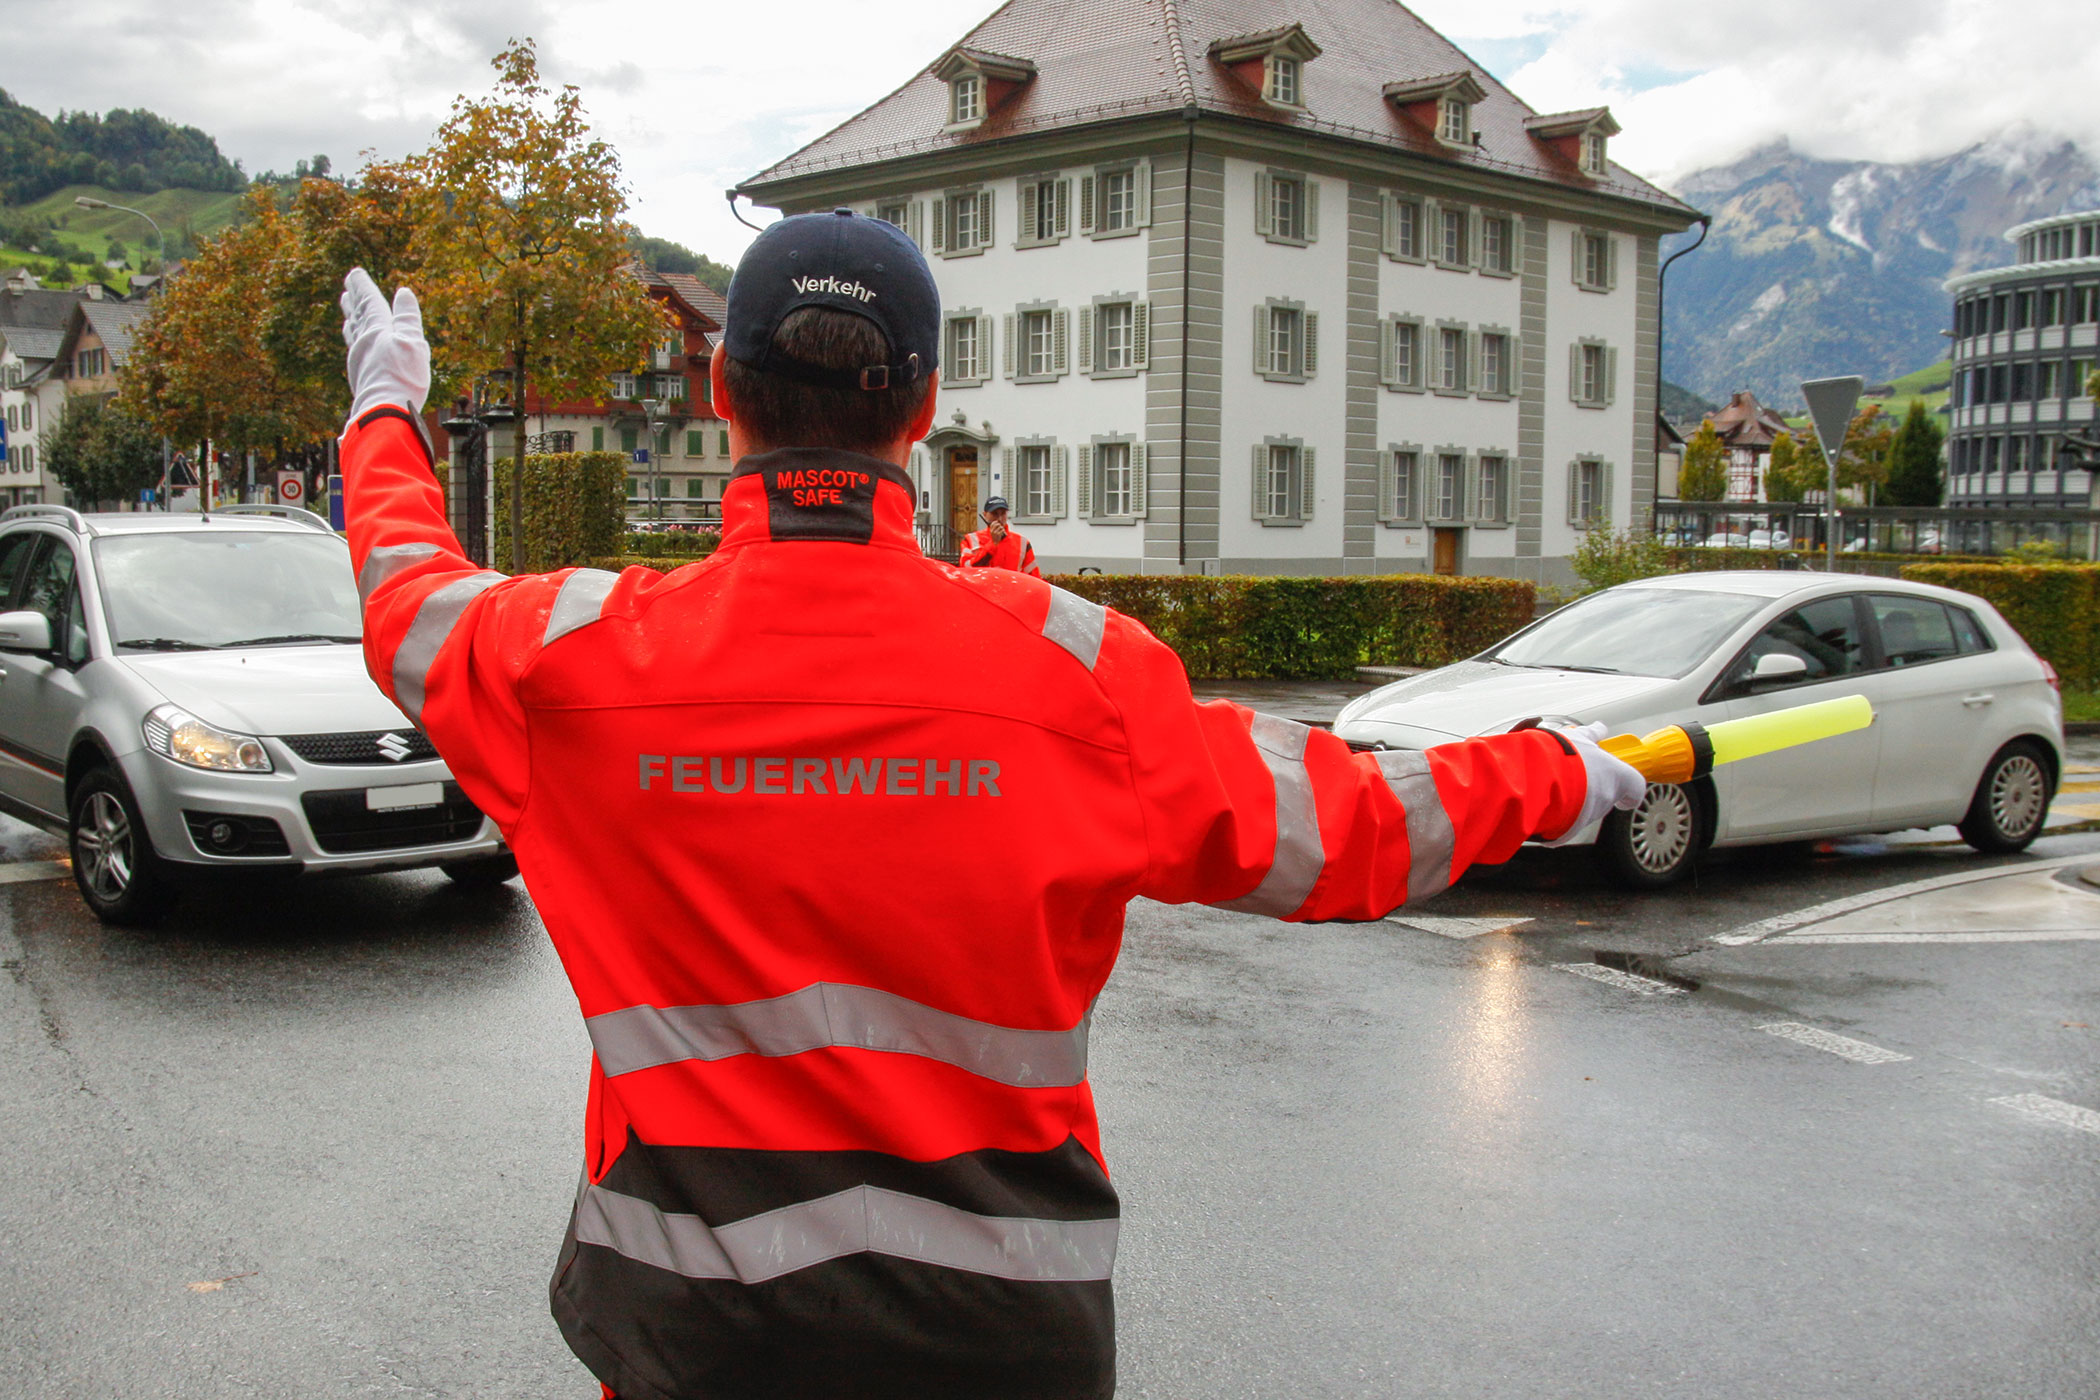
[544, 568, 619, 646]
[1041, 586, 1106, 670]
[586, 981, 1089, 1088]
[357, 541, 440, 605]
[390, 571, 504, 720]
[574, 1180, 1118, 1284]
[1374, 749, 1457, 903]
[1218, 712, 1325, 917]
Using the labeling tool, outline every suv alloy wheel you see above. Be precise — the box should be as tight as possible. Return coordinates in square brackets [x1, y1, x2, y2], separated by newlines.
[69, 767, 177, 925]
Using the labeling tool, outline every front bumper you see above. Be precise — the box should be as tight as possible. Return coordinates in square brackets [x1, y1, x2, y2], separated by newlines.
[118, 741, 506, 874]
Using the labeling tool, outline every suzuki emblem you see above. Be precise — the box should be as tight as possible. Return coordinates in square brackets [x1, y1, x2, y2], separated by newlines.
[376, 732, 413, 763]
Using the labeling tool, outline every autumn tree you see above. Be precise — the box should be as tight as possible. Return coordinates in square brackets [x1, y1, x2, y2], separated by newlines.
[1883, 399, 1946, 507]
[1835, 404, 1894, 503]
[1677, 420, 1728, 500]
[1762, 431, 1809, 503]
[404, 38, 668, 571]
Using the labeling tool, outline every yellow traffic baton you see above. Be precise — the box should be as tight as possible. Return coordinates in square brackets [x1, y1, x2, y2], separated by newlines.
[1596, 694, 1876, 786]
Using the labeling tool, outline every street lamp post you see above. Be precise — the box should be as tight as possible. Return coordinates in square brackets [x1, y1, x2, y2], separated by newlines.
[75, 196, 172, 511]
[642, 397, 663, 524]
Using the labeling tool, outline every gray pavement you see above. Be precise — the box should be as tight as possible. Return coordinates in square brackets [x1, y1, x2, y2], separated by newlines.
[4, 690, 2099, 1397]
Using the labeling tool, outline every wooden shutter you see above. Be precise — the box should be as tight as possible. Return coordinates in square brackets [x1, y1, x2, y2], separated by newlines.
[1378, 451, 1396, 520]
[1379, 318, 1395, 386]
[1605, 347, 1619, 406]
[1299, 447, 1316, 520]
[1606, 235, 1620, 291]
[1569, 229, 1583, 284]
[1077, 306, 1093, 372]
[1129, 442, 1147, 516]
[1601, 461, 1615, 521]
[1380, 192, 1397, 257]
[974, 315, 993, 382]
[1077, 444, 1094, 517]
[591, 426, 604, 452]
[1055, 179, 1071, 236]
[1305, 180, 1320, 242]
[1053, 309, 1069, 374]
[1052, 444, 1069, 519]
[1467, 331, 1480, 396]
[930, 198, 946, 253]
[1254, 305, 1268, 374]
[1566, 462, 1581, 525]
[1132, 301, 1150, 369]
[1019, 180, 1038, 242]
[1464, 454, 1482, 520]
[976, 190, 994, 248]
[1003, 313, 1016, 378]
[1569, 343, 1583, 403]
[910, 201, 925, 248]
[1254, 171, 1272, 236]
[1078, 175, 1095, 234]
[1252, 444, 1268, 518]
[1303, 311, 1318, 378]
[999, 448, 1011, 503]
[1134, 159, 1152, 228]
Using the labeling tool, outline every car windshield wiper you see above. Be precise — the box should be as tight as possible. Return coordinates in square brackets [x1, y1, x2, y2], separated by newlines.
[1540, 663, 1622, 674]
[116, 637, 216, 651]
[217, 633, 363, 648]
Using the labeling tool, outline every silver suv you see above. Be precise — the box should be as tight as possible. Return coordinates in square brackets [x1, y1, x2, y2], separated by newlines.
[0, 505, 512, 924]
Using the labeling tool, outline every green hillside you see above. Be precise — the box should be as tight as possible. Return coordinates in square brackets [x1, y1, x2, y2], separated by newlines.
[1863, 356, 1952, 416]
[0, 183, 245, 285]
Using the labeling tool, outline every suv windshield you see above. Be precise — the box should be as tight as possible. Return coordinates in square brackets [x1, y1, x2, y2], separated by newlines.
[1489, 587, 1768, 679]
[94, 531, 362, 650]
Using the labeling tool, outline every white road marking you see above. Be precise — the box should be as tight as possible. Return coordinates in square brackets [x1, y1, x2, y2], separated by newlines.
[1757, 1022, 1912, 1064]
[1386, 915, 1534, 939]
[0, 860, 69, 886]
[1990, 1093, 2100, 1136]
[1712, 854, 2098, 945]
[1783, 929, 2100, 945]
[1555, 962, 1687, 995]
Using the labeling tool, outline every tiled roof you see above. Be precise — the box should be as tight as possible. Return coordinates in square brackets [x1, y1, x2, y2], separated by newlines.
[0, 326, 65, 363]
[659, 273, 728, 326]
[739, 0, 1692, 217]
[1706, 391, 1790, 448]
[0, 286, 85, 334]
[79, 299, 151, 365]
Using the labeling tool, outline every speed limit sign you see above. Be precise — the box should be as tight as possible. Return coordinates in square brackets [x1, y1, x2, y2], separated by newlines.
[276, 471, 305, 505]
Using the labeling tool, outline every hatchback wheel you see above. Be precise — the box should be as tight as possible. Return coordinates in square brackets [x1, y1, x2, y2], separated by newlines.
[1958, 741, 2052, 854]
[1595, 781, 1707, 889]
[70, 768, 176, 925]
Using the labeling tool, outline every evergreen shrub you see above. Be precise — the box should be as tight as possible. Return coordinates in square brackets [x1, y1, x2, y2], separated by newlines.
[1898, 562, 2099, 690]
[492, 451, 626, 572]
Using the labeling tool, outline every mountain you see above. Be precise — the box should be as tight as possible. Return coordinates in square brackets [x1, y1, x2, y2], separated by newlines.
[1660, 129, 2100, 410]
[0, 88, 245, 205]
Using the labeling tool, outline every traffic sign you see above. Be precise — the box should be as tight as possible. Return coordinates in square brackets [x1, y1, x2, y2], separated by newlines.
[277, 470, 305, 505]
[1801, 376, 1863, 471]
[632, 448, 650, 465]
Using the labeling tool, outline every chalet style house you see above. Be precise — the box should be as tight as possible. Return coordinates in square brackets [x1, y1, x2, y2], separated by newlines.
[735, 0, 1700, 580]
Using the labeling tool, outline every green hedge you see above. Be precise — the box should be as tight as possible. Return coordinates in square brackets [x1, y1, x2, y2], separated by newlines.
[1898, 563, 2100, 690]
[1045, 573, 1534, 678]
[619, 529, 720, 559]
[583, 553, 717, 574]
[493, 452, 627, 572]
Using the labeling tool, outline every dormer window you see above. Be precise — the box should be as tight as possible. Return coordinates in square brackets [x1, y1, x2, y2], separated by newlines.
[1524, 107, 1622, 178]
[1439, 96, 1469, 144]
[950, 74, 982, 125]
[1583, 131, 1608, 174]
[1210, 24, 1322, 111]
[1265, 55, 1300, 106]
[932, 48, 1037, 133]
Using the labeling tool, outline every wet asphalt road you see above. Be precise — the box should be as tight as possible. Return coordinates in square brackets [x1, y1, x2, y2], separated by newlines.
[3, 686, 2098, 1397]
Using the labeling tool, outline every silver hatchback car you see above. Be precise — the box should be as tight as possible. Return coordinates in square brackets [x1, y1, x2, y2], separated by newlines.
[0, 504, 513, 923]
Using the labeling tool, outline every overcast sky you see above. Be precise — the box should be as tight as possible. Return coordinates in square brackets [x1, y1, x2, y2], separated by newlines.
[5, 0, 2097, 262]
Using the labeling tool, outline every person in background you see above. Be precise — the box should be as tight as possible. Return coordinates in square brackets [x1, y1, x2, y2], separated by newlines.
[959, 494, 1040, 576]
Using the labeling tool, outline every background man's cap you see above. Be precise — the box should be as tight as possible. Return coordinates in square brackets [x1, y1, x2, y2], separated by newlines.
[726, 209, 940, 391]
[983, 496, 1011, 513]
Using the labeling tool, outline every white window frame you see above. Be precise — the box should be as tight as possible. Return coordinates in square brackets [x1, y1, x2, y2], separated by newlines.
[1583, 131, 1607, 174]
[1078, 295, 1150, 379]
[949, 74, 982, 127]
[1006, 302, 1069, 383]
[1255, 169, 1318, 247]
[1433, 451, 1466, 522]
[1380, 444, 1423, 525]
[1078, 433, 1146, 522]
[944, 309, 990, 387]
[1079, 159, 1151, 239]
[1474, 452, 1510, 526]
[1384, 193, 1423, 262]
[1255, 298, 1317, 384]
[1440, 96, 1469, 144]
[1264, 54, 1301, 107]
[1574, 228, 1616, 292]
[609, 372, 637, 401]
[1570, 338, 1617, 409]
[1252, 436, 1314, 526]
[1479, 212, 1515, 277]
[1433, 322, 1469, 397]
[1476, 326, 1515, 401]
[1008, 436, 1067, 524]
[1436, 204, 1470, 270]
[1015, 174, 1070, 248]
[1568, 456, 1610, 529]
[934, 187, 994, 258]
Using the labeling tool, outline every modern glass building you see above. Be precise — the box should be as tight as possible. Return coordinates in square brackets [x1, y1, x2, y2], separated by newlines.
[1944, 210, 2100, 508]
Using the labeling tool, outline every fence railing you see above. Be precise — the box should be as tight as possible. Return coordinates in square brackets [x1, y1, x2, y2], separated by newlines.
[917, 520, 962, 563]
[1652, 503, 2100, 561]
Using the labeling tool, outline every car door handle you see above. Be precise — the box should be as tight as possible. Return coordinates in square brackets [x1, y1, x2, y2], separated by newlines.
[1961, 692, 1994, 707]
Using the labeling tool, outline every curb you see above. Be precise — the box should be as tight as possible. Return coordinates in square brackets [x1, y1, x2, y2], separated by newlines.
[2067, 721, 2100, 737]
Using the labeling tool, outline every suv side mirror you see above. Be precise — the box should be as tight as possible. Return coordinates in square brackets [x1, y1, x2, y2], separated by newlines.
[0, 609, 52, 653]
[1751, 652, 1808, 683]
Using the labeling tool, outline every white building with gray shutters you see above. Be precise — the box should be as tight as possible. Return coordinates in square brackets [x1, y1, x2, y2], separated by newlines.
[735, 0, 1699, 582]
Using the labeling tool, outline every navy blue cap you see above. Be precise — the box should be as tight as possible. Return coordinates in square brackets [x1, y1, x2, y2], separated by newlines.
[725, 209, 940, 391]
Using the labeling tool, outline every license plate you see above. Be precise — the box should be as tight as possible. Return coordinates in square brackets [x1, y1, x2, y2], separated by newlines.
[366, 782, 444, 812]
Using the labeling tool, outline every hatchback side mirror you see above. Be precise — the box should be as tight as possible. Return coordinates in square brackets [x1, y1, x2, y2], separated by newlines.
[1751, 652, 1808, 683]
[0, 609, 52, 653]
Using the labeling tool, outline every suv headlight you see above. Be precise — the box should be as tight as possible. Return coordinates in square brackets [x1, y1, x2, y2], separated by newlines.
[143, 704, 273, 773]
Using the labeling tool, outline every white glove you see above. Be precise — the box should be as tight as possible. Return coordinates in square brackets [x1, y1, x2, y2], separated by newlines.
[340, 266, 431, 423]
[1539, 721, 1649, 846]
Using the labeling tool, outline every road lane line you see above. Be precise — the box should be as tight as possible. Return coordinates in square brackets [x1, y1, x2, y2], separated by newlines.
[0, 860, 69, 886]
[1711, 854, 2097, 945]
[1782, 929, 2100, 945]
[1757, 1022, 1912, 1064]
[1386, 915, 1533, 939]
[1554, 963, 1687, 995]
[1990, 1093, 2100, 1136]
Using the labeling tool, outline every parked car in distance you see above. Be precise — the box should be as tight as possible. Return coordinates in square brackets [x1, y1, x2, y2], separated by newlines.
[0, 505, 515, 924]
[1334, 571, 2063, 887]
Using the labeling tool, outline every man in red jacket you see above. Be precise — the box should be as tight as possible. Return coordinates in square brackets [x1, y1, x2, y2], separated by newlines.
[959, 495, 1041, 576]
[336, 209, 1642, 1400]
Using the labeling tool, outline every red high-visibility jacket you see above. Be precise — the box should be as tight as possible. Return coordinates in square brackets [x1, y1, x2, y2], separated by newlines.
[959, 525, 1040, 576]
[342, 406, 1587, 1400]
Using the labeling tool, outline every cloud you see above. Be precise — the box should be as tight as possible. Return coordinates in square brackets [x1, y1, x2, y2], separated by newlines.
[3, 0, 2095, 260]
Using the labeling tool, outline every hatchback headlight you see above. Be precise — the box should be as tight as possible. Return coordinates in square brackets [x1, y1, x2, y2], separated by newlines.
[143, 704, 273, 773]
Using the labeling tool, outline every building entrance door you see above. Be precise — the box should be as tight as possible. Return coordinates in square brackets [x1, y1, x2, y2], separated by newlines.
[1432, 527, 1462, 575]
[948, 447, 979, 540]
